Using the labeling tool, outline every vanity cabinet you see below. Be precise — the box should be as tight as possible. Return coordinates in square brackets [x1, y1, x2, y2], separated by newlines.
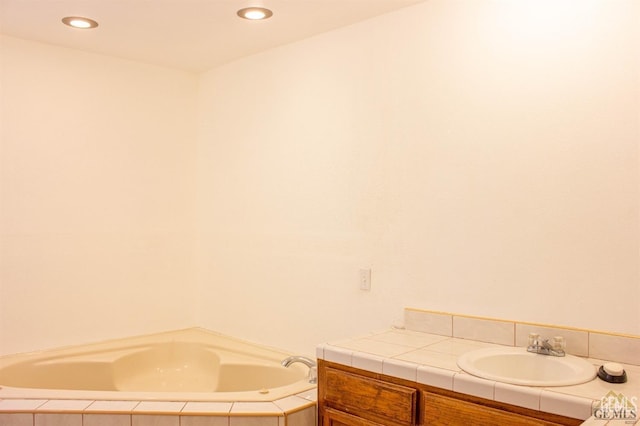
[318, 360, 582, 426]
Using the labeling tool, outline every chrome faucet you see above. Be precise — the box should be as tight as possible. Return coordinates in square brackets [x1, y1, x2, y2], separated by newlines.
[281, 356, 317, 384]
[526, 333, 566, 357]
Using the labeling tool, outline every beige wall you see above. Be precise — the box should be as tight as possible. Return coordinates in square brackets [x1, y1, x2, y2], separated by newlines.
[1, 0, 638, 358]
[196, 0, 639, 355]
[0, 36, 198, 355]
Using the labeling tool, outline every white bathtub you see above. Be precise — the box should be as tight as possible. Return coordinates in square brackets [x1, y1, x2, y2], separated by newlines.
[0, 328, 316, 402]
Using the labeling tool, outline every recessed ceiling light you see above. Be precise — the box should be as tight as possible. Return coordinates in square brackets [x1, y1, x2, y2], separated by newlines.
[62, 16, 99, 29]
[237, 7, 273, 20]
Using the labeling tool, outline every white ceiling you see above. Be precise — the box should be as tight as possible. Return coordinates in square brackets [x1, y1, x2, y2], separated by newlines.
[0, 0, 425, 72]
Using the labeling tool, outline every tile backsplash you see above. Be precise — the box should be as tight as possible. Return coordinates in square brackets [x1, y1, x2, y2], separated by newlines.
[452, 315, 514, 346]
[404, 308, 640, 366]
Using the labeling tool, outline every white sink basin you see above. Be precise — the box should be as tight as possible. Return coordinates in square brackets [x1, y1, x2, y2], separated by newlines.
[457, 347, 596, 387]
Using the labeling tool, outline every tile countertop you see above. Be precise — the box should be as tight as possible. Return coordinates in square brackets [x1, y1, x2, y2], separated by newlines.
[315, 327, 639, 425]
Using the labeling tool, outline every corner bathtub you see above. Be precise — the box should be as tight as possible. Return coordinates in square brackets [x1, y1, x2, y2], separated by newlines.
[0, 328, 315, 403]
[0, 329, 317, 426]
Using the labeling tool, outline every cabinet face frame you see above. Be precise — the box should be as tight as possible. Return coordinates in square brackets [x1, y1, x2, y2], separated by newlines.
[318, 360, 583, 426]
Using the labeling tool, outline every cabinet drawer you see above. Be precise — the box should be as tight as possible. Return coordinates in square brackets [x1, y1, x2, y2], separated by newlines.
[324, 367, 417, 426]
[323, 407, 388, 426]
[423, 391, 569, 426]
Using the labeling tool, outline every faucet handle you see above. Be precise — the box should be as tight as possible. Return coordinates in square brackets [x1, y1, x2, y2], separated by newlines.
[528, 333, 540, 346]
[552, 336, 565, 351]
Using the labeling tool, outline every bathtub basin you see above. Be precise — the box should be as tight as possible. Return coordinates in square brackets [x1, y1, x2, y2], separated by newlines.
[457, 346, 596, 387]
[0, 328, 315, 402]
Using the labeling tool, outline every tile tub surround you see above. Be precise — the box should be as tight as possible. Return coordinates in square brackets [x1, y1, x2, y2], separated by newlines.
[0, 388, 317, 426]
[316, 327, 640, 424]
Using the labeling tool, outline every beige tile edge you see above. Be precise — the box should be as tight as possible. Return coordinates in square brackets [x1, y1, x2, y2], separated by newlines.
[405, 307, 640, 338]
[0, 400, 298, 417]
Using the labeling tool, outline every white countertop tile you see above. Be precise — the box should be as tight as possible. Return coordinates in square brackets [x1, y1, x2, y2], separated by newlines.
[416, 365, 455, 390]
[453, 373, 495, 400]
[421, 338, 502, 355]
[329, 337, 415, 357]
[351, 352, 384, 373]
[540, 390, 594, 420]
[494, 382, 541, 411]
[322, 345, 353, 365]
[382, 358, 418, 382]
[394, 347, 460, 371]
[365, 329, 450, 348]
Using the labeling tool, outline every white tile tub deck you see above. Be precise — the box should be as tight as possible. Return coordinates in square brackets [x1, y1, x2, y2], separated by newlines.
[0, 388, 317, 426]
